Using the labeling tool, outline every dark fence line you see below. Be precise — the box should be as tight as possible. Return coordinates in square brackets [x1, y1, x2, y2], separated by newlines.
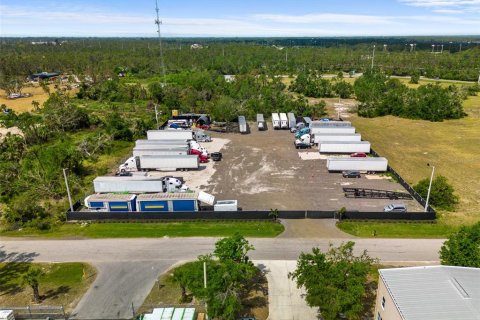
[67, 210, 435, 221]
[369, 147, 436, 214]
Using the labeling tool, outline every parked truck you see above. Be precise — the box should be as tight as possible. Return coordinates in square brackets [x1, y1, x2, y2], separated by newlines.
[119, 155, 200, 172]
[272, 113, 280, 129]
[287, 112, 296, 129]
[193, 130, 211, 142]
[313, 133, 362, 144]
[326, 157, 388, 172]
[318, 141, 371, 153]
[310, 127, 356, 135]
[238, 116, 248, 134]
[257, 114, 266, 130]
[294, 134, 312, 149]
[295, 127, 310, 138]
[93, 176, 184, 193]
[279, 113, 288, 129]
[147, 130, 194, 141]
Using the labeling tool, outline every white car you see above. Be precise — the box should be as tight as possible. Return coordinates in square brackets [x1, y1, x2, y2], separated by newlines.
[384, 204, 407, 212]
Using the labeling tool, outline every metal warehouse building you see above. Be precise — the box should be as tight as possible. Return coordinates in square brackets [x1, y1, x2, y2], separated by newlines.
[136, 192, 199, 212]
[375, 266, 480, 320]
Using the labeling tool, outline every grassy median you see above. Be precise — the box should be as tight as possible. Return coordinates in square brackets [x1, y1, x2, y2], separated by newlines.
[0, 221, 285, 239]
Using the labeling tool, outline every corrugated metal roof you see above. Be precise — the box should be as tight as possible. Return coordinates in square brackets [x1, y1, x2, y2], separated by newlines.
[86, 193, 136, 201]
[137, 192, 198, 200]
[380, 266, 480, 320]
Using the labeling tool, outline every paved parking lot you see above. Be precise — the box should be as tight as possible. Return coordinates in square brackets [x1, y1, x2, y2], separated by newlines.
[201, 126, 423, 211]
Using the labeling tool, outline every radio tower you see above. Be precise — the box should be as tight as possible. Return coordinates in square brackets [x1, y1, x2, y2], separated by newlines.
[155, 0, 166, 84]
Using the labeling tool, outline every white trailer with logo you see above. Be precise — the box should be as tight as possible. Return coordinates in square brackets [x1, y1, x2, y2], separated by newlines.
[272, 113, 280, 129]
[326, 157, 388, 172]
[318, 141, 370, 153]
[147, 130, 194, 141]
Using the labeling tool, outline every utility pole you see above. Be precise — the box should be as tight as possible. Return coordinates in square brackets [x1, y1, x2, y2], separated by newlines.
[431, 44, 435, 53]
[155, 0, 166, 84]
[63, 168, 74, 213]
[371, 45, 376, 70]
[154, 104, 159, 128]
[204, 261, 208, 320]
[425, 164, 435, 212]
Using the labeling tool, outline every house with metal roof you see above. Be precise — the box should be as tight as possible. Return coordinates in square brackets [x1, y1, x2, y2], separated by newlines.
[374, 266, 480, 320]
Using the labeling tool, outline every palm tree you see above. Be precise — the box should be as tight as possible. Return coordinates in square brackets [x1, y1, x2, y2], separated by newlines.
[22, 266, 44, 303]
[269, 208, 279, 222]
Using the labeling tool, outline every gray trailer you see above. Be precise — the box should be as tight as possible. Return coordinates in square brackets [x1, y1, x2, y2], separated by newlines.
[238, 116, 248, 134]
[318, 141, 371, 153]
[119, 155, 199, 172]
[256, 114, 266, 131]
[287, 112, 296, 129]
[147, 130, 194, 141]
[326, 157, 388, 172]
[93, 176, 183, 193]
[133, 147, 189, 157]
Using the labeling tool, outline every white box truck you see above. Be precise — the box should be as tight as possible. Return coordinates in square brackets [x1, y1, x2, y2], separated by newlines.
[119, 155, 199, 172]
[279, 113, 288, 129]
[311, 127, 356, 135]
[238, 116, 248, 134]
[257, 114, 265, 130]
[133, 147, 189, 157]
[310, 120, 352, 128]
[313, 133, 361, 144]
[272, 113, 280, 129]
[287, 112, 296, 129]
[318, 141, 371, 153]
[147, 130, 194, 140]
[93, 176, 183, 193]
[326, 157, 388, 172]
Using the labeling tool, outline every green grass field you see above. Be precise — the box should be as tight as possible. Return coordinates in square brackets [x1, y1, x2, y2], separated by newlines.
[0, 221, 284, 239]
[337, 221, 459, 238]
[0, 262, 95, 312]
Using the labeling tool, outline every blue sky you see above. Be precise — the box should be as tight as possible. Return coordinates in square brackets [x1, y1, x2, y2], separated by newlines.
[1, 0, 480, 37]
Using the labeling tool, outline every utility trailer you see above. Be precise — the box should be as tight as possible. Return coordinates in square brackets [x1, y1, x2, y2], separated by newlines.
[318, 141, 371, 153]
[279, 113, 288, 129]
[238, 116, 248, 134]
[119, 155, 199, 172]
[272, 113, 280, 129]
[310, 120, 352, 128]
[133, 146, 189, 157]
[93, 176, 183, 193]
[147, 130, 194, 141]
[313, 133, 362, 143]
[343, 188, 413, 200]
[257, 114, 266, 130]
[287, 112, 296, 129]
[311, 127, 356, 135]
[326, 157, 388, 172]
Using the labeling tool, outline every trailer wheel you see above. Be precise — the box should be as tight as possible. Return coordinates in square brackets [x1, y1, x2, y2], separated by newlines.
[120, 169, 126, 173]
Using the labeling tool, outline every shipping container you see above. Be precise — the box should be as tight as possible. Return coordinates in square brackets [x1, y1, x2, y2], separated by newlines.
[136, 192, 199, 212]
[313, 133, 362, 143]
[84, 194, 137, 212]
[133, 147, 189, 157]
[272, 113, 280, 129]
[147, 130, 194, 141]
[310, 120, 352, 128]
[310, 127, 356, 135]
[238, 116, 248, 134]
[287, 112, 296, 128]
[256, 114, 265, 130]
[279, 113, 288, 129]
[318, 141, 371, 153]
[326, 157, 388, 172]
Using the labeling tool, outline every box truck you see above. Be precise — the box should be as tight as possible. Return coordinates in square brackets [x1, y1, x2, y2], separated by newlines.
[238, 116, 248, 134]
[257, 114, 266, 130]
[93, 176, 183, 193]
[326, 157, 388, 172]
[287, 112, 296, 129]
[311, 127, 356, 135]
[147, 130, 194, 140]
[313, 133, 362, 144]
[272, 113, 280, 129]
[318, 141, 371, 153]
[119, 155, 199, 172]
[279, 113, 288, 129]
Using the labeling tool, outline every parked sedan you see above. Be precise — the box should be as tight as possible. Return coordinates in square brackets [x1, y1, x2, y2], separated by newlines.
[351, 152, 367, 157]
[342, 170, 361, 178]
[384, 204, 407, 212]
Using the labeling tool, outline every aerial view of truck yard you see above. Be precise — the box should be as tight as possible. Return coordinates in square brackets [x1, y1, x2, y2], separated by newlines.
[1, 0, 480, 319]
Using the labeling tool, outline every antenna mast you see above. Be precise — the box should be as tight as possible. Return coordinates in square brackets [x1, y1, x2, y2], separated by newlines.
[155, 0, 166, 83]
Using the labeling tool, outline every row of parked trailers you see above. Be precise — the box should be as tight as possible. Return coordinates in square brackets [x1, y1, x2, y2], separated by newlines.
[271, 112, 297, 129]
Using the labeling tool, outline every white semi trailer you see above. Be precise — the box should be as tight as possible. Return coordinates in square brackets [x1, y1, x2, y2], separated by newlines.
[279, 113, 288, 129]
[257, 114, 265, 130]
[310, 127, 356, 135]
[238, 116, 248, 134]
[132, 147, 189, 157]
[287, 112, 296, 129]
[147, 130, 194, 140]
[326, 157, 388, 172]
[310, 120, 352, 128]
[313, 133, 361, 144]
[318, 141, 371, 153]
[272, 113, 280, 129]
[119, 155, 199, 172]
[93, 176, 183, 193]
[135, 139, 189, 147]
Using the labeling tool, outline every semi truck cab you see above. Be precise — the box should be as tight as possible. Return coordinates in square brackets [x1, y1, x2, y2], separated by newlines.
[119, 157, 139, 172]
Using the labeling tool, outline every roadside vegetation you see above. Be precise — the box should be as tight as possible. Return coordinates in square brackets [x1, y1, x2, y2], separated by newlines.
[337, 221, 460, 238]
[0, 262, 95, 313]
[440, 222, 480, 267]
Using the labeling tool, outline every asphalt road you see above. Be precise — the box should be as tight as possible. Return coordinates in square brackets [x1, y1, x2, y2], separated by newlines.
[0, 237, 444, 319]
